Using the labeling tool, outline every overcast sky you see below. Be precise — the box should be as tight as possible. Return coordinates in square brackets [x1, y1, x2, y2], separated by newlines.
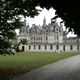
[16, 7, 77, 37]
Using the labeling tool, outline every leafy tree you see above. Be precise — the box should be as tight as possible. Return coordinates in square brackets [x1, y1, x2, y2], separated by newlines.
[15, 39, 28, 52]
[0, 0, 39, 54]
[20, 39, 28, 45]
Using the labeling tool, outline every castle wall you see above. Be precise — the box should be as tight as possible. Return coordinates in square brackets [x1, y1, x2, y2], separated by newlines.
[19, 44, 80, 52]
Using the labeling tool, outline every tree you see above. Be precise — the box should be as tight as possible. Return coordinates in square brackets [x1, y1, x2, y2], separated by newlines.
[0, 0, 40, 54]
[15, 39, 28, 52]
[20, 39, 28, 45]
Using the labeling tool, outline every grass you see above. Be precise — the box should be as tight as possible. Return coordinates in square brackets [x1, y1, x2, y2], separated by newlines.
[0, 52, 79, 80]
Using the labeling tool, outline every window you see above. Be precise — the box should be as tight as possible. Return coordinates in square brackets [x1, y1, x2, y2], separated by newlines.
[56, 45, 59, 50]
[57, 36, 58, 40]
[22, 46, 24, 51]
[45, 45, 47, 50]
[63, 45, 65, 51]
[41, 37, 42, 40]
[34, 37, 35, 40]
[57, 41, 58, 43]
[46, 37, 48, 40]
[77, 45, 79, 50]
[59, 27, 61, 32]
[29, 45, 31, 50]
[46, 30, 48, 32]
[38, 45, 41, 50]
[50, 45, 53, 50]
[34, 45, 36, 50]
[70, 45, 73, 50]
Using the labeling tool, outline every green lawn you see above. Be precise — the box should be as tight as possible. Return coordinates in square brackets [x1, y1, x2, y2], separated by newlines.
[0, 52, 79, 80]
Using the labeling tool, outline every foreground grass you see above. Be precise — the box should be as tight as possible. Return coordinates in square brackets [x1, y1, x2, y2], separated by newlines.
[0, 52, 79, 80]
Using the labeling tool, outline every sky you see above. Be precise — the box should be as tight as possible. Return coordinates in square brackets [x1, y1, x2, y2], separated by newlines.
[26, 8, 56, 26]
[16, 7, 77, 37]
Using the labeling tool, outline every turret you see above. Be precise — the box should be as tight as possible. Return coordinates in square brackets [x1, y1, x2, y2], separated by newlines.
[60, 22, 63, 30]
[43, 17, 46, 25]
[19, 17, 27, 34]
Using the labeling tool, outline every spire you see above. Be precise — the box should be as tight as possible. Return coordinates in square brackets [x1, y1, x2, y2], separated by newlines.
[43, 16, 46, 28]
[43, 16, 46, 25]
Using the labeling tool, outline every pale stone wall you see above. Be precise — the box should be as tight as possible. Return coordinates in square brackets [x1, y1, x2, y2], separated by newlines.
[63, 44, 80, 52]
[19, 44, 80, 52]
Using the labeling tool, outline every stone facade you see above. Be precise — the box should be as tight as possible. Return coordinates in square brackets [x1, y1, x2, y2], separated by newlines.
[17, 17, 80, 52]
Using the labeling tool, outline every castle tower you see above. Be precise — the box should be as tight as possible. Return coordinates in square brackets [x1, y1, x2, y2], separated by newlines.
[20, 17, 27, 34]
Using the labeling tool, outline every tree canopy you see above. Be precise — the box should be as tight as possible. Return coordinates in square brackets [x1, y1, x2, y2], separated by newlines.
[33, 0, 80, 36]
[0, 0, 80, 53]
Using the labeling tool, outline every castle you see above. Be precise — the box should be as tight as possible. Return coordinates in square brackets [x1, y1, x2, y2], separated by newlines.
[17, 17, 80, 52]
